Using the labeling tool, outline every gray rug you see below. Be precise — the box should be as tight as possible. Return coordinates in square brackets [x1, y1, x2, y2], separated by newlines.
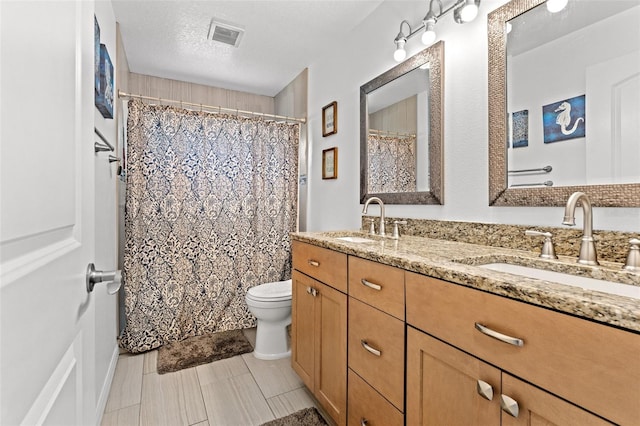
[260, 407, 328, 426]
[157, 329, 253, 374]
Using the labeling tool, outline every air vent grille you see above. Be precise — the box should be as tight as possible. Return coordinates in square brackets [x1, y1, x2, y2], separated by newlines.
[208, 19, 244, 47]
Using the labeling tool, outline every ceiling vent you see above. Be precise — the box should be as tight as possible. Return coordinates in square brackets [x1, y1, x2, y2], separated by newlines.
[207, 18, 244, 48]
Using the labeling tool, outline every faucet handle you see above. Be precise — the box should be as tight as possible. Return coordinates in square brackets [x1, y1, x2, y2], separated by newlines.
[623, 238, 640, 272]
[366, 217, 376, 236]
[390, 220, 408, 240]
[525, 230, 558, 259]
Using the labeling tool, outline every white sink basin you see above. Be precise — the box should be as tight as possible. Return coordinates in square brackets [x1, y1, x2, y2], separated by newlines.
[480, 263, 640, 300]
[335, 236, 376, 243]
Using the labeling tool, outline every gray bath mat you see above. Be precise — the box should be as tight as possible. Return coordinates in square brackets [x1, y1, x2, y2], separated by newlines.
[156, 329, 253, 374]
[260, 407, 328, 426]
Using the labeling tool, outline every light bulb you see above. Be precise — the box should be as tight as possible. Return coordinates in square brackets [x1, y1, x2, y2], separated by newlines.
[421, 21, 436, 45]
[421, 30, 436, 45]
[546, 0, 568, 13]
[394, 46, 407, 62]
[459, 2, 479, 22]
[393, 38, 406, 62]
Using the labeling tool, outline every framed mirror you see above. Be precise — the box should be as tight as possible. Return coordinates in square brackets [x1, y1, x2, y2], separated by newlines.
[360, 41, 444, 204]
[488, 0, 640, 206]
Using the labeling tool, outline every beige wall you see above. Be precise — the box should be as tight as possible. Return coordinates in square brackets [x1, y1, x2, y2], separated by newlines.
[369, 95, 417, 134]
[127, 72, 275, 114]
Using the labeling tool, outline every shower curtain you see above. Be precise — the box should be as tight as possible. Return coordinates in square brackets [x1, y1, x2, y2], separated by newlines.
[367, 133, 417, 193]
[119, 100, 299, 353]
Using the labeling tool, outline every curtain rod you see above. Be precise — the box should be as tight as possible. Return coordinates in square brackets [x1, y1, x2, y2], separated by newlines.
[118, 90, 306, 124]
[369, 128, 416, 138]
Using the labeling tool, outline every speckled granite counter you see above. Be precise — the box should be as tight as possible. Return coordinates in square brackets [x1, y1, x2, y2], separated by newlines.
[291, 231, 640, 333]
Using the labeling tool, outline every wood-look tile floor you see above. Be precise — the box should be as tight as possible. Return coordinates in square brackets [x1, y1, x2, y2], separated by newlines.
[101, 328, 321, 426]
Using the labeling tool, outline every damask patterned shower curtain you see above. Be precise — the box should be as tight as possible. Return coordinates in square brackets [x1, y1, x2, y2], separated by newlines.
[119, 100, 299, 353]
[367, 134, 417, 193]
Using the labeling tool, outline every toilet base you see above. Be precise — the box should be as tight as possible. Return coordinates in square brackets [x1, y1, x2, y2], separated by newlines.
[253, 349, 291, 360]
[253, 316, 291, 360]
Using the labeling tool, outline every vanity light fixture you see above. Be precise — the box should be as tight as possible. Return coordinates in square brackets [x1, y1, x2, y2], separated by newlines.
[393, 0, 481, 61]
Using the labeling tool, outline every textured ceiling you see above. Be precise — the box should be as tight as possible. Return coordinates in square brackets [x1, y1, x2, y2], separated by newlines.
[112, 0, 385, 97]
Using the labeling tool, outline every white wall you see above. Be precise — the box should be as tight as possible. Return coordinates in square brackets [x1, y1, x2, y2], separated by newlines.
[306, 0, 640, 233]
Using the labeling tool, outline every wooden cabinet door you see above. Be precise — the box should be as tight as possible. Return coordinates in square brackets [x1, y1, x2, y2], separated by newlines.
[291, 270, 317, 391]
[501, 374, 613, 426]
[407, 327, 501, 426]
[315, 281, 347, 426]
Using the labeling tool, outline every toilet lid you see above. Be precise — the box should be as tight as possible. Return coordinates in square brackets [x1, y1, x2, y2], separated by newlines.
[247, 279, 292, 302]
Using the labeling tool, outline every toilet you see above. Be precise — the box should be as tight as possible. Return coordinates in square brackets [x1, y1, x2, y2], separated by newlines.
[245, 279, 292, 360]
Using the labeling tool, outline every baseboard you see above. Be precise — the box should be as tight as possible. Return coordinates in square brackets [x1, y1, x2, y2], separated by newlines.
[94, 343, 120, 425]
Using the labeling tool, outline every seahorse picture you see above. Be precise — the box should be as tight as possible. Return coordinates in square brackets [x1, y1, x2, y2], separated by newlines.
[542, 95, 585, 144]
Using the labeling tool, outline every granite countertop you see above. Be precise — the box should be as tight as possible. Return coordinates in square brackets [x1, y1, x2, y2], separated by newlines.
[291, 230, 640, 333]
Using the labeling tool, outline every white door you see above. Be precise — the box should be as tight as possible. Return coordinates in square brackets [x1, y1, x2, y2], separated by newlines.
[586, 51, 640, 185]
[1, 1, 98, 424]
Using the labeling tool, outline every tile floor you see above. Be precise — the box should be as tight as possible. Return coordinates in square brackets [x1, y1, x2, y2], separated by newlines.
[101, 329, 324, 426]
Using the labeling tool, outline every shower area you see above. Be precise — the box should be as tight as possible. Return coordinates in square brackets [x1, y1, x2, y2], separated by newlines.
[116, 72, 308, 353]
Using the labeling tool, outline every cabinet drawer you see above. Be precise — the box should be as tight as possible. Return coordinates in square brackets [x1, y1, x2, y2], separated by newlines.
[348, 369, 403, 426]
[292, 240, 347, 292]
[348, 256, 405, 320]
[348, 297, 404, 410]
[405, 272, 640, 426]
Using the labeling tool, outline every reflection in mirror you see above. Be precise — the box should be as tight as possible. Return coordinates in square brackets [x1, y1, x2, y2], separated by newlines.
[360, 41, 444, 204]
[367, 66, 428, 193]
[488, 0, 640, 206]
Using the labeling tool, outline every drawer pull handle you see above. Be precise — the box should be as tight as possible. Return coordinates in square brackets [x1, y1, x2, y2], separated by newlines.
[306, 286, 318, 297]
[475, 323, 524, 347]
[360, 419, 368, 426]
[361, 278, 382, 291]
[476, 380, 494, 401]
[361, 340, 381, 357]
[500, 394, 520, 418]
[308, 259, 320, 267]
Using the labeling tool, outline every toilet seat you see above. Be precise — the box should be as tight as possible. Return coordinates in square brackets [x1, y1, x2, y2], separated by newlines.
[246, 279, 292, 302]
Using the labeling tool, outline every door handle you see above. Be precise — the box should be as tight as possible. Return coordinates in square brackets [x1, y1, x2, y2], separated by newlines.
[500, 394, 520, 418]
[86, 263, 122, 294]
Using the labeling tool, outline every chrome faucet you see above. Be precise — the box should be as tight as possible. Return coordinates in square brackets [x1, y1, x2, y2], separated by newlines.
[562, 192, 599, 265]
[362, 196, 386, 236]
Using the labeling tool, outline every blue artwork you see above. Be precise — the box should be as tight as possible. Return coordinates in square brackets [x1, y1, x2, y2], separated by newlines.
[512, 109, 529, 148]
[96, 44, 114, 119]
[543, 95, 585, 144]
[94, 16, 100, 98]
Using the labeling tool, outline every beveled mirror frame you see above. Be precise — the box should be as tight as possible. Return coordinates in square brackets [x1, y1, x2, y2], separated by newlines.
[488, 0, 640, 207]
[360, 41, 444, 204]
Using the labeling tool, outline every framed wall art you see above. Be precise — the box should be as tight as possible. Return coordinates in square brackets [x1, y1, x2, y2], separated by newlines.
[322, 101, 337, 137]
[322, 147, 338, 179]
[511, 109, 529, 148]
[543, 95, 585, 144]
[96, 43, 114, 119]
[94, 16, 101, 99]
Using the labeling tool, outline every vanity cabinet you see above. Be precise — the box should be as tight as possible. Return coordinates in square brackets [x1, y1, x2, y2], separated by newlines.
[347, 257, 405, 426]
[291, 241, 347, 426]
[405, 272, 640, 425]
